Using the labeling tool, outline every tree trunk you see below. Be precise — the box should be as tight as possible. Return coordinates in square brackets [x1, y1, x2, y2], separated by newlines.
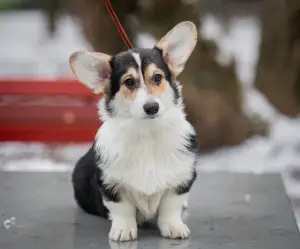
[255, 0, 300, 116]
[72, 0, 138, 54]
[41, 0, 60, 37]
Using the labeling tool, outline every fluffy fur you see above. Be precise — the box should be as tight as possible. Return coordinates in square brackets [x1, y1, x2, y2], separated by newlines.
[71, 21, 198, 242]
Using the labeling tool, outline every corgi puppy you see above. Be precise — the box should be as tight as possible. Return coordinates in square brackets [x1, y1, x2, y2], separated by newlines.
[70, 21, 198, 242]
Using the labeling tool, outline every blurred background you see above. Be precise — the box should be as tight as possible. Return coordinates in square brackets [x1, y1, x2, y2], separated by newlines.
[0, 0, 299, 227]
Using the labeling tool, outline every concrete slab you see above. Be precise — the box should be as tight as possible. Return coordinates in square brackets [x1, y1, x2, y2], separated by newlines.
[0, 172, 299, 249]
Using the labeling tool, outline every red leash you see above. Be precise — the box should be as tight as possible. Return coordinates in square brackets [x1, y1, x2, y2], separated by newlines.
[104, 0, 133, 49]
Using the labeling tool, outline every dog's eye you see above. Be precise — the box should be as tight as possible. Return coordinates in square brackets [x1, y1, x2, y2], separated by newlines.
[154, 74, 162, 85]
[124, 78, 135, 89]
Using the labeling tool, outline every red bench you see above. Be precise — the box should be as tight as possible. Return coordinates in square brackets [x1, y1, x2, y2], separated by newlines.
[0, 78, 102, 142]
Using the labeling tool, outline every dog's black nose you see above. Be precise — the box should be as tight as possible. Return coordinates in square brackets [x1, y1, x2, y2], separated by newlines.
[143, 102, 159, 116]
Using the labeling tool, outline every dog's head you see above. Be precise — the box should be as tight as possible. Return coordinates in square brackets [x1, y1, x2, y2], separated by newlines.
[69, 21, 197, 120]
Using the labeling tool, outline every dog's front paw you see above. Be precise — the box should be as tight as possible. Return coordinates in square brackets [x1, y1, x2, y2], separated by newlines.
[158, 220, 190, 239]
[109, 219, 138, 242]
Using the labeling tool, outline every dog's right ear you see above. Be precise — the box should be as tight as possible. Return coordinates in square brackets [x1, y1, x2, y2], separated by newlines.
[69, 51, 111, 94]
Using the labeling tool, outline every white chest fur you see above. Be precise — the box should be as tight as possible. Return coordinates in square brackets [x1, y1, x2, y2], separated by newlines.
[126, 190, 164, 220]
[95, 108, 195, 197]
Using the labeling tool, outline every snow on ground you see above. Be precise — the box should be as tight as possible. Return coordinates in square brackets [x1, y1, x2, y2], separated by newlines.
[0, 11, 300, 227]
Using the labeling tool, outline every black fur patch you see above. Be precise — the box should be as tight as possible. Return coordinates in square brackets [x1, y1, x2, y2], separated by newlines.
[185, 133, 198, 154]
[71, 144, 120, 218]
[96, 167, 120, 202]
[175, 132, 198, 195]
[104, 98, 115, 116]
[108, 52, 139, 100]
[72, 146, 108, 217]
[175, 168, 197, 195]
[171, 83, 181, 105]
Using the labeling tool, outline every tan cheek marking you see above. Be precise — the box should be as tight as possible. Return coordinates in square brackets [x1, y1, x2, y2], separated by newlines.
[148, 79, 167, 96]
[119, 85, 137, 101]
[144, 63, 167, 96]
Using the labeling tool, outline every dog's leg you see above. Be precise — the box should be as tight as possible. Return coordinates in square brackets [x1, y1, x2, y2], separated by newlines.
[182, 200, 188, 209]
[104, 197, 137, 241]
[157, 191, 190, 239]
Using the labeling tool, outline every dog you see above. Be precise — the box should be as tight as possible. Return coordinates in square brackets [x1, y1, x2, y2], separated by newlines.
[70, 21, 198, 242]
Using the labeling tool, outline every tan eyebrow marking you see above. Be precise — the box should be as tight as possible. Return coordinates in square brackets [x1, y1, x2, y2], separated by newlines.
[144, 63, 167, 96]
[119, 84, 137, 100]
[120, 67, 139, 85]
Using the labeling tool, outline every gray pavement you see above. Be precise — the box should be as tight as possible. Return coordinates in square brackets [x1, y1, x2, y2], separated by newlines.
[0, 172, 299, 249]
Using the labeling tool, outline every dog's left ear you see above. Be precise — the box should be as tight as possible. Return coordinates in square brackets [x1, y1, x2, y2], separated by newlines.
[156, 21, 197, 77]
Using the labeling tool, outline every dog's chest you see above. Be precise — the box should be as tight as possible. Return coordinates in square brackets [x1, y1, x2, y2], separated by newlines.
[96, 118, 195, 196]
[126, 190, 164, 220]
[102, 135, 193, 195]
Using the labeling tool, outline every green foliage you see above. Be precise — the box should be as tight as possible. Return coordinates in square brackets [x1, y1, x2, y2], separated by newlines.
[0, 0, 22, 10]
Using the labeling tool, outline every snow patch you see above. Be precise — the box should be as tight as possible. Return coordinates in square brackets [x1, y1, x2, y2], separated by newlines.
[2, 158, 71, 172]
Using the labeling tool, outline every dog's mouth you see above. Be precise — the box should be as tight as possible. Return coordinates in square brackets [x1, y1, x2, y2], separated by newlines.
[144, 115, 159, 120]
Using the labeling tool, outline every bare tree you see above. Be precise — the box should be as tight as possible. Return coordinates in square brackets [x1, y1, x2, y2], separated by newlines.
[255, 0, 300, 116]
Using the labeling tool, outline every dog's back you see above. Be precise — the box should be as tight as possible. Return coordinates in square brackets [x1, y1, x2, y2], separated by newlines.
[72, 146, 108, 217]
